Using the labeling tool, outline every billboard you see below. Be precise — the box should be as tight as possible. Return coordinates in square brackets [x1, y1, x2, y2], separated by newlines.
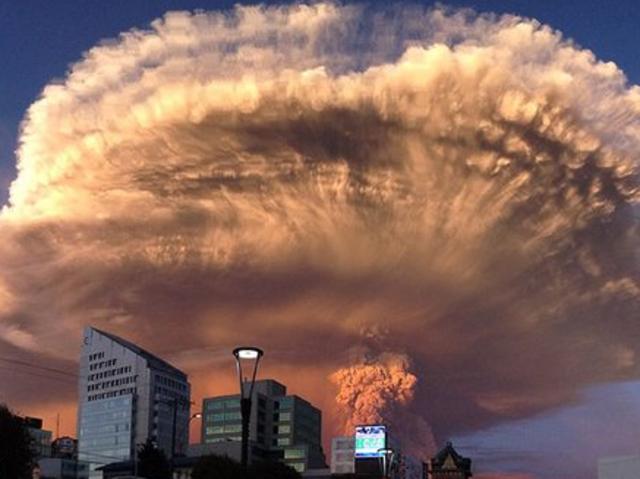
[354, 424, 387, 458]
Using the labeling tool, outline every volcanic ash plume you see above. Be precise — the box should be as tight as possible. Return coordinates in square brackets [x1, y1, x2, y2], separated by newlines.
[0, 2, 638, 455]
[331, 352, 437, 458]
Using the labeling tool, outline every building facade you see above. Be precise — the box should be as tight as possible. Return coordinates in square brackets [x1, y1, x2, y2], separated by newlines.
[23, 417, 53, 460]
[38, 457, 90, 479]
[332, 428, 425, 479]
[331, 436, 355, 475]
[201, 379, 326, 473]
[77, 327, 190, 478]
[52, 436, 78, 459]
[428, 442, 472, 479]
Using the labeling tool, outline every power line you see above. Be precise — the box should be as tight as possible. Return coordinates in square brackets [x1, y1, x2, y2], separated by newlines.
[0, 365, 76, 385]
[0, 356, 77, 378]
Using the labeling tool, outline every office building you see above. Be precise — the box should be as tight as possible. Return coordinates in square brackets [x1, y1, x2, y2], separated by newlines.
[201, 379, 326, 473]
[77, 327, 190, 478]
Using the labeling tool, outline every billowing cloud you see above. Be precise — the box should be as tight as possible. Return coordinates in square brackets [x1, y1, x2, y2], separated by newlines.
[331, 351, 437, 458]
[0, 3, 638, 474]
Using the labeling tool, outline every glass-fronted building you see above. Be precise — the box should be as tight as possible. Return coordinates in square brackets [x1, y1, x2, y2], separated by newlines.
[201, 379, 326, 472]
[77, 327, 190, 478]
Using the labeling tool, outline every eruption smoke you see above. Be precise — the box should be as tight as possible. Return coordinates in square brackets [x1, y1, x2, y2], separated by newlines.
[0, 3, 638, 471]
[331, 351, 437, 458]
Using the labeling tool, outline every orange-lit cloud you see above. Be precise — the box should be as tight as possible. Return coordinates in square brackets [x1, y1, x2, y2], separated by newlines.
[0, 3, 638, 465]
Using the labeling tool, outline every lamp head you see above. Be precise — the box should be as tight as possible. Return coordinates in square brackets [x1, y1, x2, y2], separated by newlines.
[233, 347, 264, 360]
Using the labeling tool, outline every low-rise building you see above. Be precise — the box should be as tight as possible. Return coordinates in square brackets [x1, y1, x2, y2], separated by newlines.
[201, 379, 327, 473]
[331, 436, 355, 475]
[427, 442, 471, 479]
[23, 417, 52, 460]
[38, 457, 90, 479]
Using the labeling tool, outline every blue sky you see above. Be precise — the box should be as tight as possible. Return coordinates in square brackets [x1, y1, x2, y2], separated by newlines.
[453, 380, 640, 477]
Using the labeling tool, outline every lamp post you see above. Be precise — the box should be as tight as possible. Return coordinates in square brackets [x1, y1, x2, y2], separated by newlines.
[233, 346, 264, 470]
[182, 412, 202, 452]
[378, 448, 395, 479]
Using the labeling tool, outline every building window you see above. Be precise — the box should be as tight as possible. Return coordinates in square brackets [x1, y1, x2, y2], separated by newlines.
[279, 412, 291, 422]
[224, 400, 239, 409]
[284, 448, 305, 459]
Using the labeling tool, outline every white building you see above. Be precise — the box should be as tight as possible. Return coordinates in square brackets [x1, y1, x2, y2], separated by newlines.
[331, 431, 423, 479]
[331, 436, 355, 474]
[77, 327, 190, 478]
[598, 455, 640, 479]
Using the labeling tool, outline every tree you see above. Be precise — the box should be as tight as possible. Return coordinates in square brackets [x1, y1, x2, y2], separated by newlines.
[249, 461, 302, 479]
[191, 455, 302, 479]
[248, 460, 302, 479]
[0, 404, 34, 479]
[137, 438, 171, 479]
[191, 454, 244, 479]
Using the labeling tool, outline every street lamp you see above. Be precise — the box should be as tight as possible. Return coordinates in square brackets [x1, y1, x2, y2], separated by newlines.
[233, 346, 264, 470]
[378, 448, 395, 479]
[185, 412, 202, 448]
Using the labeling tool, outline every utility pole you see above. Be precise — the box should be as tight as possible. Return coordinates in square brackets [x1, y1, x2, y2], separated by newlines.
[171, 397, 178, 458]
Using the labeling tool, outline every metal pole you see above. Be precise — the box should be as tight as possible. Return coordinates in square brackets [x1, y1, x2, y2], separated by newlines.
[170, 398, 178, 479]
[171, 398, 178, 458]
[133, 443, 138, 479]
[240, 396, 251, 470]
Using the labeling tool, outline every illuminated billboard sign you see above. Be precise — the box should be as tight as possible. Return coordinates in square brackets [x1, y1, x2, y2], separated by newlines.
[354, 424, 387, 458]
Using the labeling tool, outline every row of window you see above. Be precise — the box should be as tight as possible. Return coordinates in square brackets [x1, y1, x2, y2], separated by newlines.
[155, 374, 187, 392]
[205, 399, 240, 411]
[205, 436, 241, 443]
[155, 385, 190, 400]
[205, 424, 242, 434]
[88, 366, 132, 380]
[88, 352, 105, 361]
[205, 412, 242, 422]
[273, 412, 292, 421]
[89, 358, 117, 371]
[88, 375, 137, 392]
[87, 387, 136, 402]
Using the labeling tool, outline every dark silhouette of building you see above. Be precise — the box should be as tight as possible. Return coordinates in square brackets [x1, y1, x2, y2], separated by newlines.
[201, 379, 326, 473]
[428, 442, 471, 478]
